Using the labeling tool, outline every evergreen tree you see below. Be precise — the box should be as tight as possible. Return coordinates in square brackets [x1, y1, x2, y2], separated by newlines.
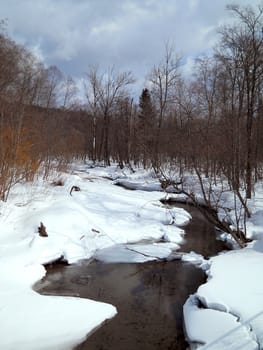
[137, 88, 155, 167]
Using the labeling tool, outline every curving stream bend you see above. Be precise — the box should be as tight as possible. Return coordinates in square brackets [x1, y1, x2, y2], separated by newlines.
[35, 204, 227, 350]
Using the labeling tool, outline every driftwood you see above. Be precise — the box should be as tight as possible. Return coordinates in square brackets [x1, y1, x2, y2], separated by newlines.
[160, 179, 182, 190]
[51, 179, 64, 186]
[70, 186, 80, 196]
[38, 222, 48, 237]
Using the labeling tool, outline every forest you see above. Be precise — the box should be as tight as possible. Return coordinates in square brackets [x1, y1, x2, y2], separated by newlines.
[0, 2, 263, 218]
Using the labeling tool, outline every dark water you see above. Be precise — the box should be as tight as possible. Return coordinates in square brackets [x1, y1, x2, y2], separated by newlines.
[176, 204, 226, 257]
[35, 205, 226, 350]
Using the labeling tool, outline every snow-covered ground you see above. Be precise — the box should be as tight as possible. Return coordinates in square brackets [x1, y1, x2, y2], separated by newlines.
[183, 183, 263, 350]
[0, 163, 190, 349]
[1, 162, 263, 350]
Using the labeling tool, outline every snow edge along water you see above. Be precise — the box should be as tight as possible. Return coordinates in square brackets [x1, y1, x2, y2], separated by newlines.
[0, 164, 192, 350]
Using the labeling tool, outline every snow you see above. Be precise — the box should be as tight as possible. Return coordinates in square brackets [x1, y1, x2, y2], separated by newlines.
[1, 291, 116, 350]
[183, 182, 263, 349]
[0, 163, 188, 349]
[184, 296, 258, 350]
[2, 162, 263, 350]
[95, 242, 180, 263]
[187, 248, 263, 348]
[114, 178, 178, 193]
[181, 251, 210, 271]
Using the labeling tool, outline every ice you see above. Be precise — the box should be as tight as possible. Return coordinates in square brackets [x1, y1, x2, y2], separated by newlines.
[95, 242, 180, 263]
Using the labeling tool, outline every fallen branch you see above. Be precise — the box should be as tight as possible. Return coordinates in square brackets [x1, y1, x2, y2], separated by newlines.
[70, 186, 81, 196]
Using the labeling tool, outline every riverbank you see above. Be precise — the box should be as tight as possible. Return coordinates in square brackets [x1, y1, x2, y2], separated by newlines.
[0, 163, 191, 349]
[1, 162, 263, 349]
[35, 203, 222, 350]
[183, 181, 263, 349]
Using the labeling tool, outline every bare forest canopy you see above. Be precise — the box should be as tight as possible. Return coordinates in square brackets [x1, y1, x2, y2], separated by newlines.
[0, 3, 263, 203]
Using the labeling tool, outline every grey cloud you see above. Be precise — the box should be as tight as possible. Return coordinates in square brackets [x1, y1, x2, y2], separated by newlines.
[0, 0, 260, 94]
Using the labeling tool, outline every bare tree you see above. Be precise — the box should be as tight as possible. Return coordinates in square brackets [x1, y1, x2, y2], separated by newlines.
[217, 4, 263, 198]
[42, 65, 63, 109]
[193, 57, 220, 177]
[84, 65, 101, 162]
[0, 28, 21, 97]
[148, 43, 181, 165]
[59, 75, 79, 110]
[111, 96, 134, 168]
[84, 66, 135, 165]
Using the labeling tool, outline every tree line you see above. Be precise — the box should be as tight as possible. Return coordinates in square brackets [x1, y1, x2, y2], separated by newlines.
[0, 3, 263, 202]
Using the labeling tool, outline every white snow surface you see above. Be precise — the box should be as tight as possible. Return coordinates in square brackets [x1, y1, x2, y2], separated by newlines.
[2, 162, 263, 350]
[181, 251, 210, 271]
[184, 296, 258, 350]
[95, 242, 180, 263]
[184, 182, 263, 349]
[0, 163, 188, 350]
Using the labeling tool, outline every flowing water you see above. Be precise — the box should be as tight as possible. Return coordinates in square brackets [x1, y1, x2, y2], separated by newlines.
[35, 205, 226, 350]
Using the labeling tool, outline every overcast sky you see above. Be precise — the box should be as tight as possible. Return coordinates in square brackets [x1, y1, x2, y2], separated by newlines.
[0, 0, 261, 96]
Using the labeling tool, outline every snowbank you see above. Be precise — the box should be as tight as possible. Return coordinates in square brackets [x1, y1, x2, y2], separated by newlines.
[0, 163, 189, 349]
[3, 162, 263, 350]
[184, 230, 263, 348]
[184, 296, 258, 350]
[1, 290, 116, 350]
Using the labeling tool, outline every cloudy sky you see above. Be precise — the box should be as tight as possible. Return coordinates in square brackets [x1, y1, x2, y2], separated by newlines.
[0, 0, 260, 95]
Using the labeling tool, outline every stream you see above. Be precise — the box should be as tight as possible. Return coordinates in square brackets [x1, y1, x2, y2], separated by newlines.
[35, 204, 227, 350]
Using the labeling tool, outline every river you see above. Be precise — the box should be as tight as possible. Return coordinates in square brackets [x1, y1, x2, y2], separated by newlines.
[35, 204, 226, 350]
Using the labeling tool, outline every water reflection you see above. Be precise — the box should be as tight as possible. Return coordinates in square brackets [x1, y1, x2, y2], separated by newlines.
[37, 260, 205, 350]
[176, 203, 226, 257]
